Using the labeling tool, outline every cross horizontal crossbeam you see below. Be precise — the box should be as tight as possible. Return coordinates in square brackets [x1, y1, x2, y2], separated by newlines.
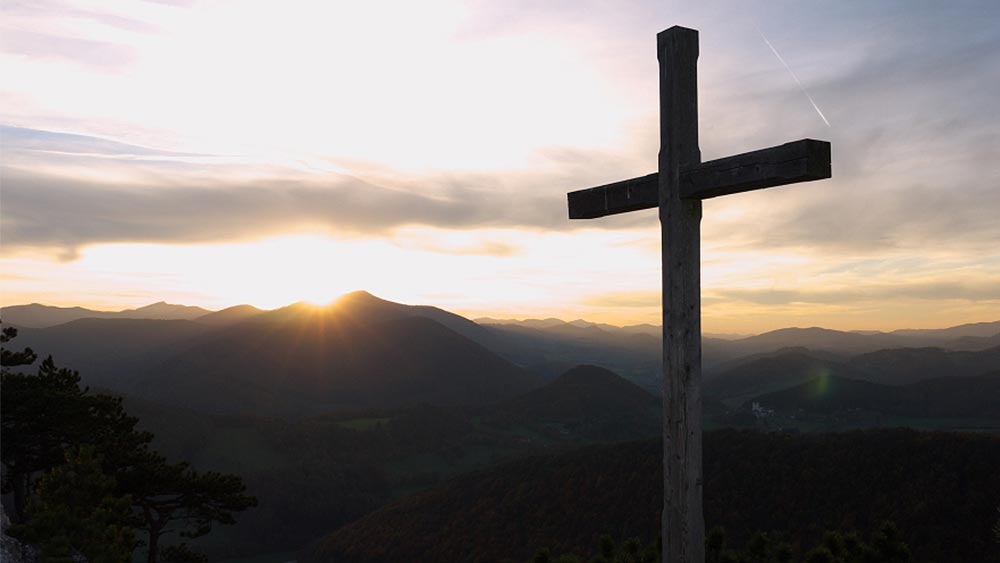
[567, 138, 831, 219]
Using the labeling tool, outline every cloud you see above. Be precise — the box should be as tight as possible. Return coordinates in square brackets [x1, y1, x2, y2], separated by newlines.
[397, 240, 520, 257]
[1, 125, 206, 158]
[715, 281, 1000, 307]
[583, 290, 660, 309]
[694, 6, 1000, 258]
[0, 167, 552, 259]
[1, 29, 134, 68]
[1, 126, 669, 258]
[3, 0, 999, 279]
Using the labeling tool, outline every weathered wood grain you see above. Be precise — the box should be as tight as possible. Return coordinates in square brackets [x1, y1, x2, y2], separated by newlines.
[681, 138, 830, 199]
[567, 139, 830, 219]
[658, 25, 704, 563]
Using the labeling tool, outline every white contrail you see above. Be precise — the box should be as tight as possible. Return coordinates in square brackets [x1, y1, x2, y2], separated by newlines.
[756, 26, 831, 128]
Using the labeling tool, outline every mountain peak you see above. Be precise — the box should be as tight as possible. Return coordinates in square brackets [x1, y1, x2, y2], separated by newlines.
[194, 304, 265, 326]
[335, 290, 383, 304]
[133, 301, 193, 312]
[522, 364, 655, 405]
[121, 301, 211, 320]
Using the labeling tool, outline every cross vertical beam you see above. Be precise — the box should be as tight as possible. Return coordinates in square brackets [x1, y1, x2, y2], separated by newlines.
[566, 25, 831, 563]
[658, 26, 704, 563]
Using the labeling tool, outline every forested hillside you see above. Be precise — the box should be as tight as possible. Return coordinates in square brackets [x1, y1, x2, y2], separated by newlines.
[304, 429, 1000, 563]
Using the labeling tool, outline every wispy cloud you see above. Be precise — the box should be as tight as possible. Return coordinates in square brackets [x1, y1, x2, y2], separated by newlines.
[1, 126, 666, 258]
[583, 290, 660, 309]
[717, 281, 1000, 307]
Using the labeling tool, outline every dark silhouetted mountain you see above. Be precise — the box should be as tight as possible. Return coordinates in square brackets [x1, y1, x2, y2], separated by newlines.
[136, 309, 541, 415]
[703, 350, 868, 401]
[12, 318, 209, 391]
[11, 294, 541, 416]
[848, 345, 1000, 384]
[474, 319, 740, 372]
[193, 304, 265, 326]
[752, 372, 1000, 418]
[705, 346, 847, 378]
[479, 322, 663, 391]
[117, 301, 211, 320]
[476, 317, 576, 330]
[501, 365, 656, 418]
[890, 320, 1000, 340]
[723, 327, 903, 357]
[714, 322, 1000, 358]
[2, 303, 119, 327]
[332, 290, 495, 344]
[493, 365, 660, 441]
[2, 301, 212, 327]
[301, 429, 1000, 563]
[475, 318, 738, 340]
[946, 332, 1000, 351]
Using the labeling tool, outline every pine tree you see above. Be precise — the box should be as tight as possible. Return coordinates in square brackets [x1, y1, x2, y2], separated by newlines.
[1, 327, 256, 562]
[119, 448, 257, 563]
[11, 446, 135, 563]
[1, 354, 150, 521]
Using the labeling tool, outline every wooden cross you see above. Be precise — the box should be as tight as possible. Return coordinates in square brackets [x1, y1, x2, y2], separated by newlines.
[566, 26, 831, 563]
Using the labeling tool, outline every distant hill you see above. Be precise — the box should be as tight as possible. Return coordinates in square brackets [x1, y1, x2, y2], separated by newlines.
[117, 301, 212, 320]
[474, 319, 744, 374]
[705, 345, 1000, 403]
[714, 323, 1000, 359]
[705, 346, 847, 377]
[890, 320, 1000, 340]
[493, 365, 660, 441]
[2, 301, 212, 328]
[193, 304, 265, 326]
[302, 429, 1000, 563]
[848, 345, 1000, 384]
[703, 350, 868, 401]
[722, 327, 904, 357]
[752, 372, 1000, 418]
[1, 303, 117, 327]
[8, 293, 543, 415]
[12, 318, 210, 391]
[476, 317, 577, 330]
[134, 308, 542, 415]
[502, 365, 656, 417]
[322, 291, 497, 345]
[475, 317, 741, 340]
[945, 332, 1000, 351]
[479, 322, 662, 391]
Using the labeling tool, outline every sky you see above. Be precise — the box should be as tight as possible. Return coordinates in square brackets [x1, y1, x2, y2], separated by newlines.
[2, 0, 999, 333]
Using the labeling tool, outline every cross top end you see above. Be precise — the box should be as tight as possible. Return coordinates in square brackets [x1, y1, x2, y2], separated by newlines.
[658, 26, 699, 55]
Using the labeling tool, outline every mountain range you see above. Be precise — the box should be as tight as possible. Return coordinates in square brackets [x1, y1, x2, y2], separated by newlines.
[7, 293, 542, 415]
[4, 293, 999, 417]
[1, 301, 213, 327]
[751, 371, 1000, 418]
